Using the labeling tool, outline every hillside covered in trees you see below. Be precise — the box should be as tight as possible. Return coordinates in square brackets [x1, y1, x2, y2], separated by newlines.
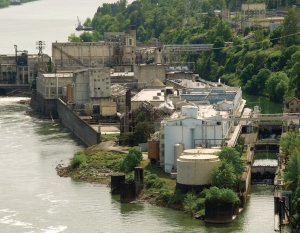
[70, 0, 300, 103]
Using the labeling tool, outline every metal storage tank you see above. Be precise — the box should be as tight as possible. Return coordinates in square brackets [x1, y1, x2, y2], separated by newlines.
[174, 143, 184, 170]
[195, 147, 221, 155]
[176, 154, 220, 193]
[67, 84, 74, 103]
[148, 140, 159, 159]
[182, 149, 200, 155]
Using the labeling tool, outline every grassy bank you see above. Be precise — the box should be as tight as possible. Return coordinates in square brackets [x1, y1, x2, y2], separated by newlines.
[55, 141, 208, 218]
[56, 141, 243, 220]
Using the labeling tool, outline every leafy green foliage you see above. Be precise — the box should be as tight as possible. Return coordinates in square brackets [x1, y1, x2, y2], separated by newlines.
[144, 173, 166, 189]
[217, 147, 245, 177]
[0, 0, 9, 8]
[205, 186, 239, 204]
[71, 151, 87, 169]
[211, 161, 238, 189]
[279, 130, 300, 223]
[183, 193, 198, 216]
[265, 72, 289, 102]
[235, 136, 245, 156]
[284, 149, 300, 191]
[280, 130, 300, 156]
[120, 147, 142, 172]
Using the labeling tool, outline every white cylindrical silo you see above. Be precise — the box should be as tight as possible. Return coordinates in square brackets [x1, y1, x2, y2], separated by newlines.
[177, 155, 220, 186]
[174, 143, 183, 170]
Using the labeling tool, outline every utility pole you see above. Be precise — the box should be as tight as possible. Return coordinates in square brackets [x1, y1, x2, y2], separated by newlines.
[36, 41, 45, 62]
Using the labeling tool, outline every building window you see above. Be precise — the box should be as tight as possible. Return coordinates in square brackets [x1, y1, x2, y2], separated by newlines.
[129, 39, 132, 45]
[106, 87, 109, 89]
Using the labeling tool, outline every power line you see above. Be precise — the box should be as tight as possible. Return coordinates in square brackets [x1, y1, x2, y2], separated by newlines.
[211, 31, 300, 50]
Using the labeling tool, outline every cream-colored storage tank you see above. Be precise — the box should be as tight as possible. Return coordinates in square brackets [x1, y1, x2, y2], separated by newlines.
[195, 147, 221, 155]
[182, 149, 200, 156]
[177, 155, 220, 191]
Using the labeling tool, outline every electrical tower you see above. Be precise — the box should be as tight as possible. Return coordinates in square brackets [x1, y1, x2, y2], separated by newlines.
[36, 41, 45, 56]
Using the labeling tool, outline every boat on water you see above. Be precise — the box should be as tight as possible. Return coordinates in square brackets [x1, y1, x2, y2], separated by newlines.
[76, 25, 93, 31]
[10, 0, 21, 5]
[76, 16, 93, 31]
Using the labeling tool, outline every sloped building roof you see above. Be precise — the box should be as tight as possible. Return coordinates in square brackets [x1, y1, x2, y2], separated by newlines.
[145, 77, 165, 88]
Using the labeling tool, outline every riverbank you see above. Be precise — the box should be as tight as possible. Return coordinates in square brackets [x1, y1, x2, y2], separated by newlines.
[56, 139, 248, 222]
[55, 139, 185, 208]
[0, 0, 38, 8]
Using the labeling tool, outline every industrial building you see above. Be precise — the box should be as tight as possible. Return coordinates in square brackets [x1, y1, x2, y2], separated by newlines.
[157, 84, 244, 173]
[36, 72, 73, 100]
[0, 53, 49, 85]
[240, 3, 284, 31]
[52, 26, 137, 69]
[161, 105, 235, 173]
[73, 68, 111, 105]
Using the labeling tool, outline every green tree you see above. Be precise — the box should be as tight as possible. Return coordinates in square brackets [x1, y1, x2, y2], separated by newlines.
[235, 136, 245, 156]
[84, 17, 92, 27]
[80, 32, 93, 42]
[265, 72, 289, 101]
[213, 36, 224, 63]
[280, 130, 300, 156]
[133, 121, 154, 144]
[211, 161, 238, 189]
[240, 64, 254, 86]
[120, 147, 142, 172]
[68, 33, 81, 42]
[0, 0, 9, 8]
[244, 68, 271, 94]
[205, 186, 239, 203]
[217, 147, 244, 176]
[281, 7, 300, 46]
[284, 149, 300, 191]
[135, 111, 146, 122]
[48, 58, 53, 72]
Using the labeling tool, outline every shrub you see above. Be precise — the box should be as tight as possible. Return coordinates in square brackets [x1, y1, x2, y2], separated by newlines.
[120, 147, 142, 172]
[183, 193, 198, 216]
[205, 186, 239, 204]
[70, 151, 87, 169]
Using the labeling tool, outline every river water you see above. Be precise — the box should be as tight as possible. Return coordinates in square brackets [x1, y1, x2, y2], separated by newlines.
[0, 0, 291, 232]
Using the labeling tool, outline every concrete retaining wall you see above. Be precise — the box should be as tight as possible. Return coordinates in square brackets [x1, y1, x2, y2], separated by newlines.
[57, 99, 100, 146]
[32, 91, 58, 118]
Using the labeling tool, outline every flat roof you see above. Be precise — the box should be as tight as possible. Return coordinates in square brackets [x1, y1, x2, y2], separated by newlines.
[180, 88, 238, 104]
[110, 72, 134, 77]
[131, 89, 165, 102]
[169, 104, 230, 120]
[43, 73, 73, 78]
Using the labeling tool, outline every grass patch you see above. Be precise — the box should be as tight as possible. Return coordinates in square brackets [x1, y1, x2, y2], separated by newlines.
[101, 133, 120, 141]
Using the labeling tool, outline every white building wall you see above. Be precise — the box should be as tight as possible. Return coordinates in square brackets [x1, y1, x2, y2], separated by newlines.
[73, 72, 90, 104]
[89, 68, 110, 98]
[164, 118, 203, 173]
[163, 113, 232, 173]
